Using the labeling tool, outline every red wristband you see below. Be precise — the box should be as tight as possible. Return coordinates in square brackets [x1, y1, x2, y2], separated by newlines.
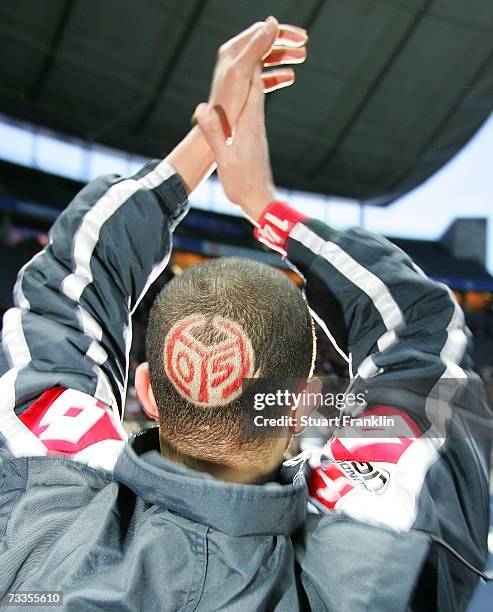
[254, 201, 308, 257]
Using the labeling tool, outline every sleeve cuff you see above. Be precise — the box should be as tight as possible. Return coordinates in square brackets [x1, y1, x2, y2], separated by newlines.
[154, 167, 190, 228]
[253, 201, 309, 257]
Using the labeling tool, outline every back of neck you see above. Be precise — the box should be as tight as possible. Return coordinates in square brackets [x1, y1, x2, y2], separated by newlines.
[159, 436, 277, 485]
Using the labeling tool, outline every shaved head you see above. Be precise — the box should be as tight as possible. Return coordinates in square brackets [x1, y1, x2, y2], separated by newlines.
[146, 257, 314, 467]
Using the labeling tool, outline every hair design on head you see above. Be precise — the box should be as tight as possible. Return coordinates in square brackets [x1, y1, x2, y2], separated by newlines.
[164, 314, 255, 407]
[146, 257, 314, 464]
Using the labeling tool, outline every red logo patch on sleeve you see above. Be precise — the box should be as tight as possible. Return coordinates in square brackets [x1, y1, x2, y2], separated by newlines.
[328, 405, 423, 464]
[254, 201, 308, 257]
[19, 386, 125, 455]
[308, 405, 423, 512]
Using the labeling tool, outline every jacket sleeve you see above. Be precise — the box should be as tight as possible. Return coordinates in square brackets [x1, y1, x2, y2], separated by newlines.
[0, 159, 188, 431]
[256, 202, 491, 610]
[295, 513, 431, 612]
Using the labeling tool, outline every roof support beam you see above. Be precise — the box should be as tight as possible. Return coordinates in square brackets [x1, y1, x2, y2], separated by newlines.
[303, 0, 329, 31]
[131, 0, 207, 133]
[30, 0, 76, 102]
[379, 46, 493, 204]
[308, 0, 434, 188]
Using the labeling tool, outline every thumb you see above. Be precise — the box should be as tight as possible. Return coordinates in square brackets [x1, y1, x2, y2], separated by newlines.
[237, 16, 279, 73]
[194, 103, 230, 162]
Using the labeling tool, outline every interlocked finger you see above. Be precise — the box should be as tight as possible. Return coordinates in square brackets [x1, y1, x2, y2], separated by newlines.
[263, 46, 307, 67]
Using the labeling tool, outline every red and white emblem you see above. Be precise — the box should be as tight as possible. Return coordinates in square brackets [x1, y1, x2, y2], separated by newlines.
[19, 386, 125, 455]
[308, 405, 423, 514]
[164, 314, 255, 406]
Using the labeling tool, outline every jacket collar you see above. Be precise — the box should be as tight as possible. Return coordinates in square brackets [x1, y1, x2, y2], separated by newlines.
[113, 427, 307, 537]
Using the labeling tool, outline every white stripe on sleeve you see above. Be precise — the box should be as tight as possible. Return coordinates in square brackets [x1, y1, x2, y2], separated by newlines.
[290, 224, 404, 347]
[61, 160, 176, 303]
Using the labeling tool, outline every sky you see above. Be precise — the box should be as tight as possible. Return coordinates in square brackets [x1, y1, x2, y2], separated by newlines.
[0, 110, 492, 271]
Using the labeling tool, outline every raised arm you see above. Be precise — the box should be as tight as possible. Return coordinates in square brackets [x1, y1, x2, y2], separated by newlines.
[0, 18, 307, 456]
[197, 73, 492, 610]
[1, 158, 189, 413]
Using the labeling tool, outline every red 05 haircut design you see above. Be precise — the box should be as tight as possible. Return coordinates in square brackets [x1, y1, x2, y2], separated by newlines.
[164, 314, 255, 407]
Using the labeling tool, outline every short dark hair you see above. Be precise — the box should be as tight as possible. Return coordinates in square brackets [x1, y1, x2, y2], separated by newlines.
[146, 257, 314, 466]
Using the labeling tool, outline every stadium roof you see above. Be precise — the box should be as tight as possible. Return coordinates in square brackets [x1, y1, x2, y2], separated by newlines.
[0, 0, 493, 204]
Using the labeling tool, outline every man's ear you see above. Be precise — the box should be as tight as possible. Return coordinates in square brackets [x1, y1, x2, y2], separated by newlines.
[290, 376, 323, 435]
[134, 362, 159, 421]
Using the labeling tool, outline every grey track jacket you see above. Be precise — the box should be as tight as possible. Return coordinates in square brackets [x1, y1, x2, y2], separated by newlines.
[0, 160, 490, 611]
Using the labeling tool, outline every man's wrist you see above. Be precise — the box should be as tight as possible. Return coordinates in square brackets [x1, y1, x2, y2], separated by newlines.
[165, 126, 216, 195]
[241, 186, 277, 223]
